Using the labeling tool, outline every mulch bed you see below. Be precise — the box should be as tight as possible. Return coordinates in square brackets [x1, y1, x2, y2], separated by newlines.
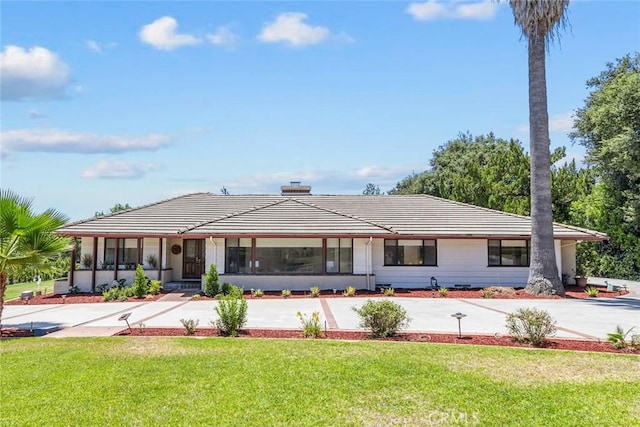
[5, 286, 627, 305]
[4, 291, 170, 305]
[114, 327, 639, 355]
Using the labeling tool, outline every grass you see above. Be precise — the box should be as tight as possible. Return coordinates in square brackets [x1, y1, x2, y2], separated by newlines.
[3, 280, 55, 301]
[1, 338, 639, 426]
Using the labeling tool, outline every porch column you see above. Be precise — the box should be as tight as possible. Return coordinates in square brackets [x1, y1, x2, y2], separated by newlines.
[69, 238, 77, 290]
[158, 237, 163, 282]
[91, 237, 98, 293]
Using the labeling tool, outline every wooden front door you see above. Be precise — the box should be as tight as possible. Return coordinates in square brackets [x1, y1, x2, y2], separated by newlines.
[183, 239, 205, 279]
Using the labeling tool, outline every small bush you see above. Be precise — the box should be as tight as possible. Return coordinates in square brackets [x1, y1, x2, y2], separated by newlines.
[584, 286, 599, 298]
[149, 280, 162, 295]
[480, 288, 494, 298]
[607, 325, 639, 350]
[309, 286, 321, 297]
[225, 284, 244, 299]
[204, 264, 220, 297]
[438, 287, 449, 297]
[221, 282, 231, 295]
[180, 318, 199, 335]
[505, 307, 557, 347]
[252, 288, 264, 297]
[297, 311, 323, 338]
[97, 283, 109, 293]
[212, 298, 248, 337]
[131, 265, 149, 298]
[343, 286, 357, 297]
[353, 300, 411, 338]
[282, 289, 292, 298]
[382, 287, 395, 297]
[192, 293, 201, 299]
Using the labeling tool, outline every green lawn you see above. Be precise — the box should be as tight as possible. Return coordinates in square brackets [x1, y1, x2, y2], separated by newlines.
[3, 280, 55, 301]
[1, 338, 638, 426]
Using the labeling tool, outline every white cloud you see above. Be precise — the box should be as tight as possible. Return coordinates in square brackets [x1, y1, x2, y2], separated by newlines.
[139, 16, 201, 50]
[549, 112, 575, 133]
[258, 13, 331, 47]
[28, 110, 46, 120]
[0, 128, 172, 155]
[82, 160, 161, 180]
[0, 45, 71, 100]
[206, 26, 240, 48]
[517, 112, 575, 134]
[226, 164, 422, 194]
[85, 40, 117, 53]
[407, 1, 498, 21]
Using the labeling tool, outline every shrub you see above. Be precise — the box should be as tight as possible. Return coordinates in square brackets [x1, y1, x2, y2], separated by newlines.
[212, 298, 248, 337]
[344, 286, 357, 297]
[180, 318, 199, 335]
[297, 311, 323, 338]
[149, 280, 162, 295]
[131, 264, 149, 298]
[480, 288, 494, 299]
[221, 282, 231, 295]
[382, 287, 395, 297]
[192, 293, 201, 299]
[309, 286, 321, 297]
[252, 288, 264, 297]
[204, 264, 220, 297]
[607, 325, 639, 350]
[97, 283, 109, 293]
[225, 284, 244, 299]
[102, 288, 117, 302]
[438, 287, 449, 297]
[584, 286, 599, 298]
[282, 289, 292, 298]
[505, 307, 557, 347]
[353, 300, 411, 338]
[68, 284, 80, 294]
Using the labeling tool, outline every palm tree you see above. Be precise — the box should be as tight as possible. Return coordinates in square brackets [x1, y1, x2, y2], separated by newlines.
[0, 189, 73, 323]
[510, 0, 569, 296]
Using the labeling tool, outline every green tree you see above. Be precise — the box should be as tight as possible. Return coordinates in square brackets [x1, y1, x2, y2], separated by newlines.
[571, 53, 640, 279]
[95, 203, 132, 217]
[204, 263, 220, 297]
[362, 183, 381, 195]
[510, 0, 569, 296]
[0, 189, 72, 322]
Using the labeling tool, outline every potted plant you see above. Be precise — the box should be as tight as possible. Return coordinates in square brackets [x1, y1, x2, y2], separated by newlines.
[575, 265, 588, 288]
[145, 254, 158, 269]
[81, 254, 93, 269]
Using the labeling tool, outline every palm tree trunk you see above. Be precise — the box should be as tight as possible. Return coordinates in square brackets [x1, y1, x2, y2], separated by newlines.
[0, 270, 7, 325]
[525, 33, 564, 296]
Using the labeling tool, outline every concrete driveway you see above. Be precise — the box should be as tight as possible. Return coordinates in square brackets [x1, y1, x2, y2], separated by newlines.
[2, 280, 638, 339]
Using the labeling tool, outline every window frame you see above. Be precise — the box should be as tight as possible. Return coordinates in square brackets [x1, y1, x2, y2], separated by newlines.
[487, 239, 530, 267]
[103, 238, 143, 268]
[383, 239, 438, 267]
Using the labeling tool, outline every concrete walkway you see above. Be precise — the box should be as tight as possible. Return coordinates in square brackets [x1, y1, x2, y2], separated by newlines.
[2, 280, 638, 340]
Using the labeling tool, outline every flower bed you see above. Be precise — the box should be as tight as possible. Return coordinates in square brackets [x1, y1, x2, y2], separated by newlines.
[4, 291, 169, 305]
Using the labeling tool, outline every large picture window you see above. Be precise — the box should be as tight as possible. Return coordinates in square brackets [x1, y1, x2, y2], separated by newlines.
[326, 238, 353, 273]
[255, 238, 323, 274]
[225, 238, 252, 273]
[488, 240, 530, 267]
[104, 238, 142, 269]
[384, 239, 437, 266]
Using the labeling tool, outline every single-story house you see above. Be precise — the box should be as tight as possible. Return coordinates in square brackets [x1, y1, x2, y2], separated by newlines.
[55, 184, 606, 293]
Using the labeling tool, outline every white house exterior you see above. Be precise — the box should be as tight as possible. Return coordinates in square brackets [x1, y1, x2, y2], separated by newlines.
[55, 188, 606, 294]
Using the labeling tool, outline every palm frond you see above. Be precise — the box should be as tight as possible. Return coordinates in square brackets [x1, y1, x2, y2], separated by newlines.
[509, 0, 570, 43]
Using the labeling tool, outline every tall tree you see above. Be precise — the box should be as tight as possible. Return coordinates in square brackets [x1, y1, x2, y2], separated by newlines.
[0, 190, 73, 323]
[362, 183, 381, 195]
[510, 0, 569, 296]
[571, 53, 640, 279]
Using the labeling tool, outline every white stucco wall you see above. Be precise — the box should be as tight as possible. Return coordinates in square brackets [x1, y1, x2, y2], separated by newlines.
[372, 238, 534, 288]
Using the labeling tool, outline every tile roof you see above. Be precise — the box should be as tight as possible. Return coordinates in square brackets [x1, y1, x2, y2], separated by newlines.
[57, 193, 607, 240]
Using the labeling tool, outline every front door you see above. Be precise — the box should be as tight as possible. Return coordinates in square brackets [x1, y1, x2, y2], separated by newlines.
[183, 239, 205, 279]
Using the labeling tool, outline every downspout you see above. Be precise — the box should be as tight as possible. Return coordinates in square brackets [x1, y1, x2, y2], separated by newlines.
[365, 237, 373, 291]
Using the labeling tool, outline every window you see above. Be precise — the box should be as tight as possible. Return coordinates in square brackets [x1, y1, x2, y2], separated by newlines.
[255, 238, 323, 274]
[225, 238, 252, 273]
[488, 240, 529, 267]
[326, 238, 353, 273]
[384, 240, 437, 266]
[104, 238, 142, 268]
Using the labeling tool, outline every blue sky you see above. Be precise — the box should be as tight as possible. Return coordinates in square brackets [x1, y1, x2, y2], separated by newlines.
[1, 1, 639, 220]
